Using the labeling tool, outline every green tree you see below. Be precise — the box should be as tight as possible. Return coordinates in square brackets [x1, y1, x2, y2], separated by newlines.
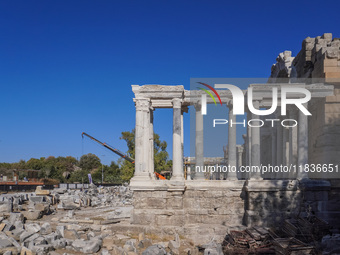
[68, 153, 100, 183]
[120, 129, 172, 181]
[79, 153, 100, 171]
[26, 158, 44, 170]
[68, 169, 89, 183]
[92, 161, 122, 184]
[12, 160, 27, 170]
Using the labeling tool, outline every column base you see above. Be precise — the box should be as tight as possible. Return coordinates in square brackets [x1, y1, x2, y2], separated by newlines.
[227, 172, 238, 180]
[249, 177, 263, 180]
[130, 173, 153, 186]
[170, 175, 185, 181]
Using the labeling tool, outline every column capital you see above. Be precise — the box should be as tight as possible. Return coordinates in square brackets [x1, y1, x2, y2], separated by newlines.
[172, 98, 182, 108]
[134, 98, 151, 111]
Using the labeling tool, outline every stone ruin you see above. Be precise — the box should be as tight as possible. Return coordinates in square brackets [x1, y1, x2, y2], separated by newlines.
[0, 33, 339, 254]
[0, 184, 136, 254]
[127, 33, 340, 252]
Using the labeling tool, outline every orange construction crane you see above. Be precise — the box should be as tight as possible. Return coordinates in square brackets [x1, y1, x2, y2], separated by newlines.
[82, 132, 167, 180]
[154, 172, 167, 180]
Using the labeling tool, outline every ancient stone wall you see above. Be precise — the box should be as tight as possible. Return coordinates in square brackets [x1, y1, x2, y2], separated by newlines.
[291, 33, 340, 178]
[129, 34, 340, 244]
[131, 185, 245, 243]
[131, 180, 311, 243]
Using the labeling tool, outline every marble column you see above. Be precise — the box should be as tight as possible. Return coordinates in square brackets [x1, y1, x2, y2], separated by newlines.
[237, 146, 244, 179]
[132, 98, 152, 181]
[282, 126, 289, 178]
[228, 103, 237, 180]
[181, 107, 188, 179]
[149, 109, 155, 179]
[271, 117, 277, 179]
[171, 98, 184, 181]
[250, 101, 262, 179]
[297, 103, 309, 179]
[288, 108, 298, 179]
[186, 164, 192, 180]
[246, 110, 252, 180]
[242, 135, 247, 179]
[195, 103, 205, 180]
[275, 115, 283, 179]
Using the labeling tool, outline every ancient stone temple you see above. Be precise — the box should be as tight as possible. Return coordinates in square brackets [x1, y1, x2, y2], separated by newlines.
[129, 33, 340, 244]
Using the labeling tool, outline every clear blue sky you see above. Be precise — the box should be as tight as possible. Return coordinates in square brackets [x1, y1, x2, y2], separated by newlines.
[0, 0, 339, 165]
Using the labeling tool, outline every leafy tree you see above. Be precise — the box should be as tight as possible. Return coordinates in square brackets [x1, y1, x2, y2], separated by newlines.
[12, 160, 27, 170]
[26, 158, 44, 170]
[120, 129, 172, 181]
[79, 153, 100, 171]
[0, 156, 80, 183]
[91, 161, 120, 183]
[68, 169, 90, 183]
[153, 133, 172, 173]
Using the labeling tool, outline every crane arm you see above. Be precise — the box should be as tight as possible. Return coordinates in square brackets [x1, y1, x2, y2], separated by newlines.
[81, 132, 135, 164]
[154, 172, 166, 180]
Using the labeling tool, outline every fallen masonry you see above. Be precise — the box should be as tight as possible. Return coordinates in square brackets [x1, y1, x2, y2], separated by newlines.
[0, 184, 206, 254]
[0, 183, 338, 254]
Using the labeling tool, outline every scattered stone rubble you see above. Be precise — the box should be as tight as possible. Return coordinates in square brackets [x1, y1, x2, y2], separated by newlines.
[1, 184, 339, 254]
[54, 183, 133, 210]
[0, 184, 137, 254]
[0, 184, 202, 254]
[0, 210, 200, 255]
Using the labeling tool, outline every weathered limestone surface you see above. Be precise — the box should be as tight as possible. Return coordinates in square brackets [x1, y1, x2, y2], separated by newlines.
[245, 180, 301, 227]
[131, 181, 245, 243]
[292, 33, 340, 83]
[129, 180, 315, 242]
[290, 33, 340, 178]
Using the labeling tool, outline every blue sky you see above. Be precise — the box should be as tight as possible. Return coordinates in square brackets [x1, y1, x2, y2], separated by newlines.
[0, 0, 339, 165]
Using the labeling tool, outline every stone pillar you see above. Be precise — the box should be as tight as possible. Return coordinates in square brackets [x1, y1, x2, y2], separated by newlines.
[242, 135, 247, 179]
[215, 163, 221, 180]
[181, 107, 188, 178]
[237, 146, 244, 179]
[228, 103, 237, 180]
[282, 127, 290, 178]
[276, 109, 283, 179]
[282, 126, 288, 165]
[132, 98, 152, 181]
[276, 122, 283, 164]
[289, 108, 298, 179]
[195, 103, 205, 180]
[149, 108, 155, 179]
[247, 111, 252, 168]
[171, 98, 184, 181]
[250, 101, 262, 179]
[271, 118, 277, 179]
[186, 164, 192, 180]
[242, 134, 247, 163]
[245, 111, 252, 180]
[297, 103, 309, 179]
